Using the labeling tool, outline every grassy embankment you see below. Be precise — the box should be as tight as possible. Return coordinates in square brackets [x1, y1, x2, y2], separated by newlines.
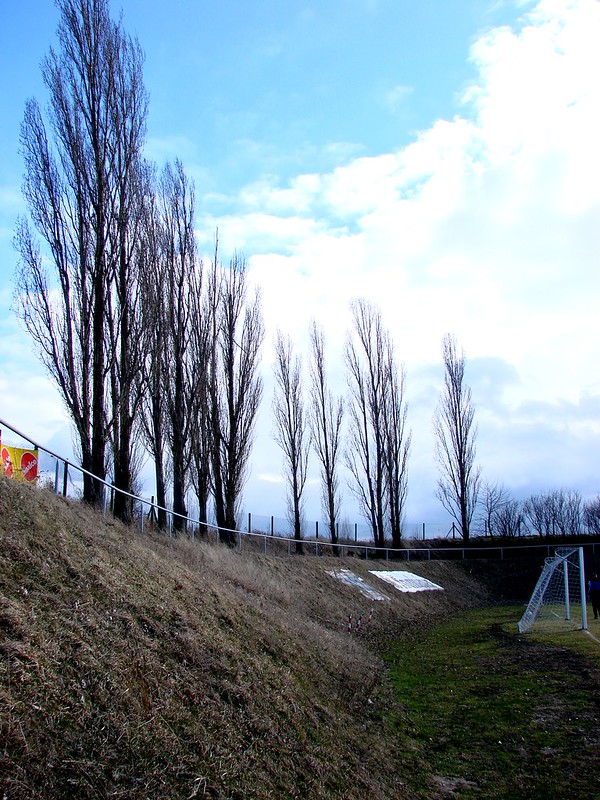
[1, 476, 599, 798]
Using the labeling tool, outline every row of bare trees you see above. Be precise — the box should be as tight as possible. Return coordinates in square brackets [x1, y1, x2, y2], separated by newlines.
[478, 483, 600, 538]
[15, 0, 264, 542]
[9, 1, 481, 548]
[15, 0, 416, 547]
[17, 2, 594, 549]
[271, 300, 412, 551]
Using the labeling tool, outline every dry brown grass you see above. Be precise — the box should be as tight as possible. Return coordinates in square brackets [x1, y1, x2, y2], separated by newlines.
[0, 477, 488, 799]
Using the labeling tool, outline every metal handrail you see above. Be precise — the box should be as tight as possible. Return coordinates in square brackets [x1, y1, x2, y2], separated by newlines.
[1, 416, 598, 561]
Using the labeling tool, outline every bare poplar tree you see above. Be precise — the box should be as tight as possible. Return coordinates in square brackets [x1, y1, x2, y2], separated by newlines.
[433, 333, 481, 541]
[189, 244, 213, 535]
[383, 345, 411, 548]
[209, 254, 264, 544]
[138, 178, 169, 529]
[345, 300, 387, 547]
[273, 331, 310, 554]
[15, 0, 148, 507]
[107, 158, 151, 523]
[308, 321, 344, 549]
[159, 160, 201, 532]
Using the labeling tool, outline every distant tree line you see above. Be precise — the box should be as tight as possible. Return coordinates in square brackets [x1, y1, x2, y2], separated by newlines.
[477, 483, 600, 538]
[13, 0, 599, 547]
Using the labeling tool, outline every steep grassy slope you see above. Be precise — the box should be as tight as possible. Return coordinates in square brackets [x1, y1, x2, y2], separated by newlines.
[0, 477, 488, 799]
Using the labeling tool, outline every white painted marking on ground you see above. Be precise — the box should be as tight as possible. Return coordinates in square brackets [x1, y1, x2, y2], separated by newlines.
[370, 570, 444, 593]
[326, 568, 388, 601]
[585, 628, 600, 645]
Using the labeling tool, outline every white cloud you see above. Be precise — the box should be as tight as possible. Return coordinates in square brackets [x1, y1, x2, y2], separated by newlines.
[3, 0, 598, 525]
[382, 83, 413, 113]
[231, 0, 600, 519]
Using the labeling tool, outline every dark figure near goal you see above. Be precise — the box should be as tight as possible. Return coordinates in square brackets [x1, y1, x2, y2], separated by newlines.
[588, 573, 600, 620]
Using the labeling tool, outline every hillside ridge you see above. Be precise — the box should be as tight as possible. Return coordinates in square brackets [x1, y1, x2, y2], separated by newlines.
[0, 477, 489, 799]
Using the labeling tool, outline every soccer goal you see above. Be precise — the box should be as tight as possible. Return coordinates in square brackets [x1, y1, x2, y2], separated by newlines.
[518, 547, 588, 634]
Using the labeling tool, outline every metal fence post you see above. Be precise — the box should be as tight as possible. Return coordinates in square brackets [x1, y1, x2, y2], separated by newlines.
[62, 461, 69, 496]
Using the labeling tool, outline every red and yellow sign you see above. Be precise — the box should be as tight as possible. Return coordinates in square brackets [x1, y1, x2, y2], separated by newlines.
[0, 431, 39, 483]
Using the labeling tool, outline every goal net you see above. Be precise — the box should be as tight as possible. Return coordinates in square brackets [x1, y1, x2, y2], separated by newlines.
[518, 547, 588, 634]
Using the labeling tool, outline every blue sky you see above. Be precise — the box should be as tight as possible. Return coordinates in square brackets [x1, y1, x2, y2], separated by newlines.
[1, 0, 599, 530]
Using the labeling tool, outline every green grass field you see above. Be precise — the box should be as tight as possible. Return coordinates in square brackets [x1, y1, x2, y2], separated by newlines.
[385, 606, 600, 799]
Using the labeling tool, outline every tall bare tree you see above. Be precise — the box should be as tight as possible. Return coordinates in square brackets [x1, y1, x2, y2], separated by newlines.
[189, 242, 213, 535]
[209, 254, 264, 544]
[433, 333, 481, 541]
[308, 321, 344, 549]
[15, 0, 148, 507]
[107, 157, 150, 522]
[159, 160, 201, 532]
[273, 331, 310, 554]
[138, 177, 169, 529]
[383, 346, 411, 548]
[345, 300, 387, 547]
[345, 300, 410, 549]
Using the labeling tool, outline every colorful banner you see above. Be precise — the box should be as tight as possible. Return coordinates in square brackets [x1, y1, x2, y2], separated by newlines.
[0, 431, 39, 483]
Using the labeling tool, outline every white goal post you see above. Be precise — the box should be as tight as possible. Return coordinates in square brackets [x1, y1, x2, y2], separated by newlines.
[518, 547, 588, 634]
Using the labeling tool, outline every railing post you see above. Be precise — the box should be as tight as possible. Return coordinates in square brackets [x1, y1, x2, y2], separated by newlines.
[54, 460, 60, 494]
[62, 460, 69, 496]
[270, 515, 274, 536]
